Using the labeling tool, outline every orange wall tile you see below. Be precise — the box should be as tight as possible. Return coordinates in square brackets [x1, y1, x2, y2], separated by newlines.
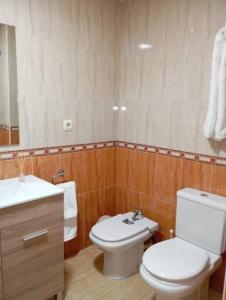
[115, 146, 226, 293]
[60, 151, 86, 193]
[181, 159, 214, 192]
[104, 186, 116, 216]
[0, 156, 33, 179]
[116, 147, 129, 187]
[11, 130, 19, 145]
[1, 145, 226, 293]
[105, 148, 116, 187]
[0, 129, 9, 146]
[33, 154, 61, 181]
[0, 129, 19, 146]
[85, 148, 106, 191]
[0, 147, 116, 259]
[134, 151, 156, 196]
[211, 164, 226, 196]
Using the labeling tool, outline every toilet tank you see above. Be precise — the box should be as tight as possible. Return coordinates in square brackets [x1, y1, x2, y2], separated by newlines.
[176, 188, 226, 255]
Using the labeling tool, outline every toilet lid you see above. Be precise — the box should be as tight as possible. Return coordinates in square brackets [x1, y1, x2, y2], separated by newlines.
[142, 237, 209, 282]
[91, 213, 149, 242]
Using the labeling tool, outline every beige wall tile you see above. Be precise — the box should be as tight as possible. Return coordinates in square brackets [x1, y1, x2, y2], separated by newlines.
[0, 0, 117, 152]
[116, 0, 226, 157]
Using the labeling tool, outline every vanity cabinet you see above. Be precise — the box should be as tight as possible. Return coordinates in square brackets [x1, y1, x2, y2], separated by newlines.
[0, 247, 3, 300]
[0, 177, 64, 300]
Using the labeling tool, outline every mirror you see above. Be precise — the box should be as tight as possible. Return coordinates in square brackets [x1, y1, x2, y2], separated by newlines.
[0, 23, 19, 147]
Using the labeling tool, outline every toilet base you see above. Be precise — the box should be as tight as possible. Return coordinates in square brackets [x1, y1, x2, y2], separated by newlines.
[103, 243, 144, 279]
[155, 279, 209, 300]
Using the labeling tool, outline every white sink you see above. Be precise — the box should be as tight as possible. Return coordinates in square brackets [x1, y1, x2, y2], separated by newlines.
[0, 175, 64, 209]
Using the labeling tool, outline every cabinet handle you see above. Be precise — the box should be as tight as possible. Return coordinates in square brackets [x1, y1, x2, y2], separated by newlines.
[23, 229, 48, 248]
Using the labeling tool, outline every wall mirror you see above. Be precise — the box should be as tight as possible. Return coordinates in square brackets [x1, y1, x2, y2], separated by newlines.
[0, 23, 19, 147]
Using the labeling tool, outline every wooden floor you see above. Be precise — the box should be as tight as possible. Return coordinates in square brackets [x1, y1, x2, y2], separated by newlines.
[62, 245, 222, 300]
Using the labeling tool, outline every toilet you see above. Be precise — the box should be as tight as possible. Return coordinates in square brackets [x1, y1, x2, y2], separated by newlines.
[89, 212, 159, 279]
[140, 188, 226, 300]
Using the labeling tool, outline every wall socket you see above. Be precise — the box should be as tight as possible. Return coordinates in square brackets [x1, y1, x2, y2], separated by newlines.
[63, 120, 73, 131]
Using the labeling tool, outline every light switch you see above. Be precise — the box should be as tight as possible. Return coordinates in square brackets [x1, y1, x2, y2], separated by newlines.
[63, 120, 73, 131]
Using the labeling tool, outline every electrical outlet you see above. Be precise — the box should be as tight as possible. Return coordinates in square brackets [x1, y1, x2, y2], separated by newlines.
[63, 120, 73, 131]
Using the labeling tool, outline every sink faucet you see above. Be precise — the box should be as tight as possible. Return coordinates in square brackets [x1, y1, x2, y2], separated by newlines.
[132, 209, 143, 221]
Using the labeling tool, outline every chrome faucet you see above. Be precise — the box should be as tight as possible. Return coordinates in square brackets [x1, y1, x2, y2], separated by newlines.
[132, 209, 143, 221]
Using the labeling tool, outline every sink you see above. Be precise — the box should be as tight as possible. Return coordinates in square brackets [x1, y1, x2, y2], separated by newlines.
[0, 175, 64, 209]
[123, 218, 134, 225]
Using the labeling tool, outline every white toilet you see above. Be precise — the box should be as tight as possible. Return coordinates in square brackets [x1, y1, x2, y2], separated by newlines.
[140, 188, 226, 300]
[89, 211, 159, 279]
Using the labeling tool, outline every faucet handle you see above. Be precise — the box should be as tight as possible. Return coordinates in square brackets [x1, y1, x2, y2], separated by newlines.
[133, 209, 143, 220]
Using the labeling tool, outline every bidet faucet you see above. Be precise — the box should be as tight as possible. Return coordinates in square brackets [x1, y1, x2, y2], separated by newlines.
[132, 209, 143, 221]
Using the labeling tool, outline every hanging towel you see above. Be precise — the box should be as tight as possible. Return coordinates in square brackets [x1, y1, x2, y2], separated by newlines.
[204, 26, 226, 140]
[57, 181, 77, 242]
[215, 41, 226, 140]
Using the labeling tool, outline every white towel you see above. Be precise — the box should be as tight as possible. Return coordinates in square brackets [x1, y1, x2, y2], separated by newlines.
[204, 27, 226, 140]
[215, 41, 226, 140]
[57, 181, 77, 242]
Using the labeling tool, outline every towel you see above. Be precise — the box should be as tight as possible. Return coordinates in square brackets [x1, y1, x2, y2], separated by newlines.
[204, 27, 226, 140]
[215, 41, 226, 140]
[57, 181, 77, 242]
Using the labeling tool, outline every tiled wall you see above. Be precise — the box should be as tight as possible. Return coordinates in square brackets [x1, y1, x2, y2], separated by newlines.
[115, 144, 226, 237]
[0, 126, 19, 146]
[0, 0, 226, 294]
[0, 144, 116, 256]
[115, 144, 226, 293]
[116, 0, 226, 157]
[2, 0, 226, 157]
[62, 146, 116, 256]
[0, 128, 9, 146]
[0, 0, 117, 152]
[11, 128, 19, 145]
[1, 141, 226, 292]
[0, 24, 10, 128]
[1, 0, 226, 157]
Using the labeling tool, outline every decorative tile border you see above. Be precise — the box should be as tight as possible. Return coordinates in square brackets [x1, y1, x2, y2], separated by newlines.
[0, 124, 9, 130]
[115, 141, 226, 167]
[0, 124, 19, 131]
[1, 140, 226, 167]
[11, 126, 19, 131]
[0, 141, 116, 160]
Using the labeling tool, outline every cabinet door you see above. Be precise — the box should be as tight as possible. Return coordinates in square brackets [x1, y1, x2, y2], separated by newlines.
[0, 246, 3, 300]
[1, 212, 64, 300]
[0, 273, 2, 300]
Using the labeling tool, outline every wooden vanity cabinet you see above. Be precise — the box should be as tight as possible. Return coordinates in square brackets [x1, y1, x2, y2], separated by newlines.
[0, 194, 64, 300]
[0, 246, 3, 300]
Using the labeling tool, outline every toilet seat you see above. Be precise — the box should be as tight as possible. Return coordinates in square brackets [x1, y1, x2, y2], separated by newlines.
[91, 212, 153, 242]
[140, 244, 221, 299]
[142, 238, 210, 282]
